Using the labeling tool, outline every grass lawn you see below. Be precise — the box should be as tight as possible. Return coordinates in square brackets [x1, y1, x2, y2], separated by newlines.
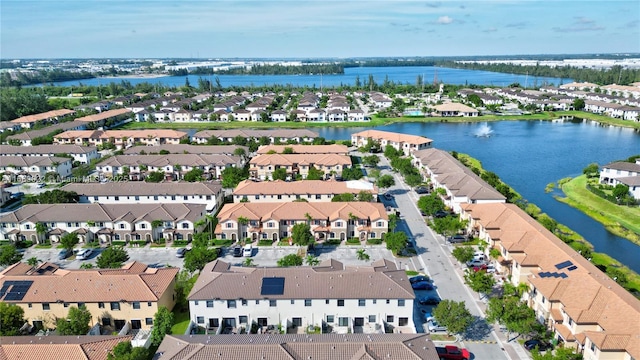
[35, 244, 52, 249]
[556, 175, 640, 245]
[171, 310, 191, 335]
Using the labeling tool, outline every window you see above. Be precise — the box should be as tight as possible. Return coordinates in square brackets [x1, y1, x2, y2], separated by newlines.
[181, 223, 189, 229]
[358, 299, 366, 307]
[398, 299, 405, 307]
[255, 300, 260, 305]
[135, 196, 140, 201]
[227, 300, 236, 308]
[590, 341, 596, 352]
[386, 299, 390, 304]
[239, 316, 248, 324]
[326, 315, 334, 323]
[338, 299, 345, 307]
[305, 299, 312, 307]
[206, 300, 214, 308]
[194, 301, 199, 306]
[269, 300, 276, 307]
[335, 221, 342, 227]
[399, 317, 409, 326]
[94, 196, 99, 201]
[133, 302, 140, 310]
[147, 302, 152, 307]
[119, 223, 125, 229]
[43, 303, 50, 310]
[316, 194, 321, 200]
[145, 318, 153, 326]
[277, 195, 282, 200]
[183, 196, 189, 200]
[338, 317, 349, 326]
[28, 303, 32, 308]
[114, 196, 119, 201]
[325, 299, 330, 305]
[154, 196, 159, 201]
[225, 223, 233, 229]
[241, 299, 247, 306]
[386, 315, 394, 323]
[196, 317, 204, 324]
[139, 223, 146, 229]
[63, 302, 69, 308]
[290, 299, 295, 305]
[98, 302, 105, 309]
[110, 302, 120, 311]
[368, 315, 376, 323]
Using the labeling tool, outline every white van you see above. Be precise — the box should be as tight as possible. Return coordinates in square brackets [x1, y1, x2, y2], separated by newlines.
[243, 244, 253, 257]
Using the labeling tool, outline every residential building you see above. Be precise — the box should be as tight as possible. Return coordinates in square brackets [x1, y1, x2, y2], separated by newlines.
[270, 109, 287, 122]
[95, 154, 241, 180]
[249, 153, 351, 180]
[0, 156, 72, 183]
[432, 103, 479, 117]
[0, 188, 11, 208]
[0, 144, 100, 164]
[7, 120, 87, 146]
[187, 258, 414, 335]
[157, 334, 440, 359]
[460, 203, 640, 360]
[123, 144, 248, 156]
[233, 179, 378, 203]
[53, 129, 188, 148]
[0, 261, 179, 332]
[599, 159, 640, 200]
[0, 335, 134, 360]
[351, 129, 433, 156]
[0, 203, 206, 244]
[215, 202, 388, 242]
[256, 144, 349, 155]
[74, 108, 132, 127]
[192, 129, 318, 144]
[412, 148, 506, 213]
[62, 181, 224, 213]
[0, 122, 20, 133]
[10, 109, 76, 129]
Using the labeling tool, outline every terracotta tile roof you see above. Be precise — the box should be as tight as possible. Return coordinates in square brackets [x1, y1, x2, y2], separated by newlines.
[10, 109, 75, 123]
[74, 108, 131, 123]
[0, 261, 178, 303]
[97, 154, 240, 168]
[257, 144, 349, 154]
[123, 144, 247, 155]
[217, 202, 388, 223]
[433, 102, 479, 113]
[155, 334, 441, 360]
[249, 153, 351, 167]
[352, 130, 432, 146]
[0, 335, 132, 360]
[193, 129, 318, 139]
[54, 129, 187, 140]
[188, 259, 413, 301]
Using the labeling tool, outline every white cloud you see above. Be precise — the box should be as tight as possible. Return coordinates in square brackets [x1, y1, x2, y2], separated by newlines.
[436, 15, 453, 24]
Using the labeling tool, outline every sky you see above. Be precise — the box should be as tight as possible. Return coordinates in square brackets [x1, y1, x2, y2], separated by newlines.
[1, 0, 639, 59]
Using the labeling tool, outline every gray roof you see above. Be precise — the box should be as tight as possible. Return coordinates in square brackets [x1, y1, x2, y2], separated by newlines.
[603, 161, 640, 173]
[615, 176, 640, 186]
[61, 181, 222, 197]
[188, 259, 415, 301]
[123, 144, 247, 155]
[0, 144, 97, 155]
[0, 155, 71, 167]
[7, 121, 85, 141]
[156, 334, 440, 360]
[97, 154, 240, 168]
[193, 129, 319, 139]
[0, 203, 206, 224]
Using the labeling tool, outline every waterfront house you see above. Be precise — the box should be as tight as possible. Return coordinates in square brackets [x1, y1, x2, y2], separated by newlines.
[192, 129, 318, 144]
[256, 144, 349, 155]
[351, 129, 433, 156]
[53, 129, 188, 148]
[432, 103, 479, 117]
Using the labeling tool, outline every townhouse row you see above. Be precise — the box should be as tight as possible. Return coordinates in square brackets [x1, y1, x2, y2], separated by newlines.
[351, 129, 433, 156]
[232, 179, 378, 203]
[248, 153, 352, 180]
[599, 159, 640, 200]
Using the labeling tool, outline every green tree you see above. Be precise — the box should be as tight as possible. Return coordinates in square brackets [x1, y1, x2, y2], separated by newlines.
[612, 184, 630, 200]
[582, 163, 599, 178]
[277, 254, 303, 267]
[272, 167, 287, 181]
[417, 194, 445, 215]
[486, 296, 542, 341]
[233, 147, 246, 157]
[356, 248, 370, 261]
[221, 166, 249, 188]
[0, 302, 25, 335]
[145, 171, 164, 183]
[27, 256, 40, 268]
[80, 263, 94, 269]
[174, 270, 199, 310]
[531, 347, 582, 360]
[572, 98, 585, 111]
[388, 213, 399, 232]
[305, 254, 320, 266]
[291, 223, 314, 246]
[431, 216, 467, 238]
[331, 193, 356, 202]
[357, 191, 374, 202]
[243, 258, 255, 267]
[22, 189, 79, 205]
[383, 145, 403, 159]
[107, 341, 149, 360]
[0, 245, 23, 266]
[384, 231, 408, 254]
[362, 155, 380, 167]
[282, 146, 295, 154]
[404, 172, 423, 188]
[56, 305, 92, 335]
[183, 246, 219, 272]
[183, 168, 204, 182]
[60, 233, 79, 251]
[150, 306, 174, 347]
[452, 246, 475, 263]
[306, 166, 324, 180]
[464, 269, 496, 299]
[96, 246, 129, 268]
[376, 174, 395, 189]
[341, 166, 363, 180]
[432, 300, 474, 336]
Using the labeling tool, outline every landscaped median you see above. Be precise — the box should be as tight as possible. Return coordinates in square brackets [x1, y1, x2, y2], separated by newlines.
[555, 175, 640, 245]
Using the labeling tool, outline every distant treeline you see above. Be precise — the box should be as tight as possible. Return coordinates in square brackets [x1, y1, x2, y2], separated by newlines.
[344, 59, 437, 68]
[0, 69, 96, 87]
[437, 61, 640, 86]
[169, 63, 345, 76]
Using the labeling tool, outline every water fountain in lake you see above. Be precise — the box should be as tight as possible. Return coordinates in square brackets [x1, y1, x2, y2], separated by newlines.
[474, 122, 494, 137]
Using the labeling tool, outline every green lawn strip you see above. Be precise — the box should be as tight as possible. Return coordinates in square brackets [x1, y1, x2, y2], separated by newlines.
[589, 252, 640, 294]
[171, 310, 191, 335]
[556, 175, 640, 244]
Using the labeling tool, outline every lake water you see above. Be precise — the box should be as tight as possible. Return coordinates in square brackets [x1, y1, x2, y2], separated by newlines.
[50, 66, 570, 88]
[314, 120, 640, 273]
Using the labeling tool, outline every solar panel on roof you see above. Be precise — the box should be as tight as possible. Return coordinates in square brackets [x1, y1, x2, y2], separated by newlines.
[555, 261, 573, 270]
[559, 273, 568, 279]
[539, 272, 549, 278]
[567, 266, 578, 271]
[261, 277, 285, 296]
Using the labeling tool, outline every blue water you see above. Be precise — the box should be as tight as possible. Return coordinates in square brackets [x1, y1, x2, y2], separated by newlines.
[313, 120, 640, 273]
[47, 66, 569, 88]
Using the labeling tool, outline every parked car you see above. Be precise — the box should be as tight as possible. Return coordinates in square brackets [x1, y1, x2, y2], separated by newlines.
[76, 248, 93, 260]
[412, 281, 434, 290]
[383, 192, 392, 200]
[409, 275, 430, 284]
[418, 296, 441, 306]
[436, 345, 471, 360]
[423, 311, 434, 322]
[58, 248, 72, 260]
[415, 186, 429, 194]
[473, 264, 496, 273]
[466, 259, 488, 268]
[447, 235, 467, 243]
[176, 247, 190, 258]
[427, 319, 447, 332]
[243, 244, 253, 257]
[11, 192, 24, 198]
[524, 339, 553, 351]
[232, 246, 243, 257]
[434, 210, 449, 218]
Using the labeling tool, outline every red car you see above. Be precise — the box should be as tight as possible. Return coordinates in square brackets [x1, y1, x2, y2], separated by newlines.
[436, 345, 470, 360]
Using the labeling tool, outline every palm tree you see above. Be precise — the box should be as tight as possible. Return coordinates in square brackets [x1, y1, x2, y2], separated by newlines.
[243, 258, 255, 267]
[305, 255, 320, 266]
[27, 257, 40, 269]
[35, 222, 48, 244]
[356, 249, 370, 261]
[205, 214, 216, 234]
[304, 213, 312, 225]
[151, 220, 164, 242]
